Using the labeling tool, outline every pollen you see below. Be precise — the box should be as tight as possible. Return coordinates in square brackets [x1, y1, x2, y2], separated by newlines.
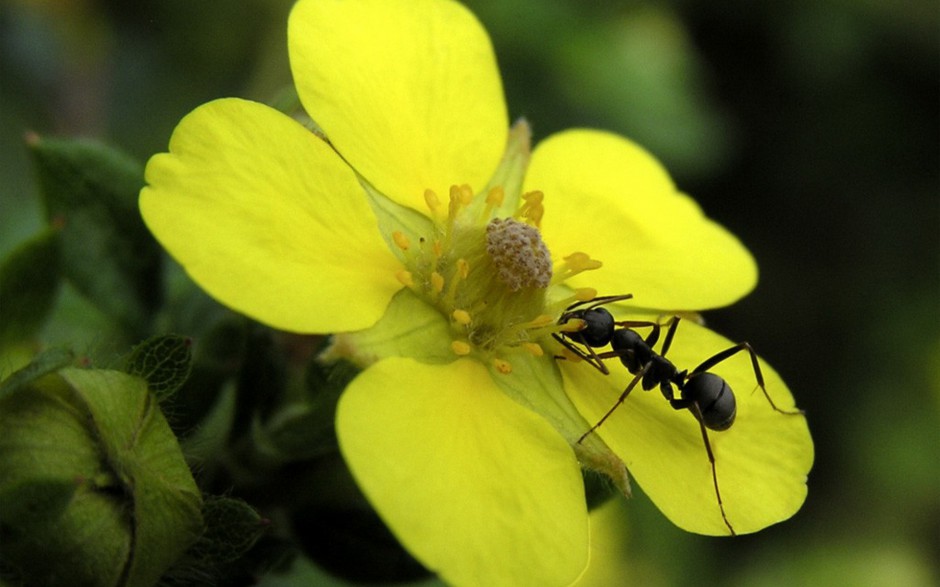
[485, 218, 552, 291]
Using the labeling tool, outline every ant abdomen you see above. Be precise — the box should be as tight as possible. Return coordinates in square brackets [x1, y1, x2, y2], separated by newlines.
[685, 372, 737, 431]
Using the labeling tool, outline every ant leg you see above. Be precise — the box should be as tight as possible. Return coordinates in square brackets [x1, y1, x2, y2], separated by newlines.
[562, 293, 634, 313]
[688, 402, 736, 536]
[584, 293, 634, 310]
[551, 332, 610, 375]
[577, 363, 650, 444]
[658, 316, 682, 357]
[691, 342, 804, 416]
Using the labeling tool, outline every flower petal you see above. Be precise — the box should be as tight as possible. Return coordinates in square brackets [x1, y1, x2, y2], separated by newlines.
[561, 318, 813, 535]
[288, 0, 508, 211]
[337, 357, 588, 586]
[140, 98, 402, 333]
[529, 130, 757, 310]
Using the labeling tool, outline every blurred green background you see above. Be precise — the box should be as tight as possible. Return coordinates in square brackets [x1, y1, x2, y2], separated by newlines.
[2, 0, 937, 585]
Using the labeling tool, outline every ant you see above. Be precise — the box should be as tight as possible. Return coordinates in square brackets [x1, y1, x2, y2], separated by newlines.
[552, 294, 803, 535]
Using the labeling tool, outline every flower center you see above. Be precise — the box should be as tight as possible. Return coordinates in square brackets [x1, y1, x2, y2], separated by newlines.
[392, 184, 601, 374]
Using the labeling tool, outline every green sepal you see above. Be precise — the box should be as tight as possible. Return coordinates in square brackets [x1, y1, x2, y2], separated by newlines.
[320, 289, 454, 368]
[0, 366, 203, 587]
[0, 346, 73, 400]
[125, 334, 193, 402]
[0, 229, 61, 347]
[27, 134, 162, 338]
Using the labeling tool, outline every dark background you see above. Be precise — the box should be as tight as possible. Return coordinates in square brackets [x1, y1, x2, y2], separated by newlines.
[2, 0, 937, 584]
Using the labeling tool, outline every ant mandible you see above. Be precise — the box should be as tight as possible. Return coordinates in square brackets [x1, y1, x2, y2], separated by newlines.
[552, 294, 804, 535]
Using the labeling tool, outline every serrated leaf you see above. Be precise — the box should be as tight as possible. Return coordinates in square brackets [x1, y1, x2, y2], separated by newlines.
[125, 334, 193, 401]
[28, 135, 162, 338]
[0, 229, 60, 346]
[189, 496, 268, 565]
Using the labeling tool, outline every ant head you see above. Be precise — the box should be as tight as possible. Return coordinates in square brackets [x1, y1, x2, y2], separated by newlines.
[573, 307, 615, 347]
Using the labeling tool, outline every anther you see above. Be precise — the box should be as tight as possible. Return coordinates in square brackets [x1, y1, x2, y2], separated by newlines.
[481, 185, 505, 221]
[424, 189, 440, 214]
[492, 358, 512, 374]
[431, 271, 445, 294]
[452, 309, 472, 325]
[396, 270, 414, 288]
[552, 252, 603, 284]
[521, 342, 544, 357]
[451, 340, 472, 356]
[515, 190, 545, 228]
[575, 288, 597, 301]
[392, 231, 411, 251]
[456, 259, 469, 279]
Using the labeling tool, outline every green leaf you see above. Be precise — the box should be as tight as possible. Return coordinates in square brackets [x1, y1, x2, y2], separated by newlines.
[125, 334, 193, 402]
[189, 496, 269, 565]
[27, 134, 162, 338]
[0, 229, 60, 346]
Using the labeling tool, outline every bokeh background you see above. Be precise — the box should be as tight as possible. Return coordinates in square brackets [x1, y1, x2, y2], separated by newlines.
[2, 0, 937, 585]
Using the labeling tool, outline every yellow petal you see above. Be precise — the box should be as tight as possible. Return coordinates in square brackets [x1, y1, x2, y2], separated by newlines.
[140, 98, 402, 333]
[337, 357, 588, 585]
[530, 130, 757, 310]
[562, 318, 813, 535]
[288, 0, 508, 211]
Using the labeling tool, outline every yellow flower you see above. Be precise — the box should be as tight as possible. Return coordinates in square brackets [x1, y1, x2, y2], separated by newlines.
[139, 0, 813, 585]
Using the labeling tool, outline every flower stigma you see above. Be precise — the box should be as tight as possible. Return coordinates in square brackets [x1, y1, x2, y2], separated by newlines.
[391, 184, 602, 374]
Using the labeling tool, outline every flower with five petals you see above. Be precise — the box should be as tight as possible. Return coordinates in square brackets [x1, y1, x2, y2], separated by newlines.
[140, 0, 813, 584]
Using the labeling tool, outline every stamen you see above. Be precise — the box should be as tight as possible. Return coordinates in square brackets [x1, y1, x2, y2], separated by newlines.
[424, 188, 441, 215]
[492, 358, 512, 374]
[442, 259, 469, 308]
[396, 270, 414, 288]
[559, 319, 586, 333]
[574, 287, 597, 301]
[392, 231, 411, 251]
[452, 340, 472, 356]
[547, 287, 598, 315]
[431, 271, 445, 295]
[443, 184, 475, 252]
[452, 309, 472, 325]
[552, 252, 603, 285]
[521, 342, 544, 357]
[515, 190, 545, 228]
[481, 186, 505, 221]
[456, 259, 470, 279]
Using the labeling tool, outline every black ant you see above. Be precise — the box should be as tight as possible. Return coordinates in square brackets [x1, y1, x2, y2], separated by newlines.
[552, 294, 803, 535]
